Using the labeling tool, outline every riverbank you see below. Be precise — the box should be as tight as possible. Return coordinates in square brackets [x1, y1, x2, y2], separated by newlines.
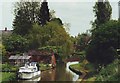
[0, 63, 52, 82]
[69, 64, 88, 81]
[71, 59, 119, 82]
[69, 60, 96, 81]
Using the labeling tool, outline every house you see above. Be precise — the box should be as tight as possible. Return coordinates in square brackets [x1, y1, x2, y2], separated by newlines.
[1, 27, 12, 37]
[9, 55, 31, 66]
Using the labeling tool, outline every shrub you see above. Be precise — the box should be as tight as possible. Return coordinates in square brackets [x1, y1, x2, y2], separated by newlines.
[95, 59, 119, 81]
[86, 46, 117, 65]
[2, 72, 16, 82]
[1, 63, 19, 72]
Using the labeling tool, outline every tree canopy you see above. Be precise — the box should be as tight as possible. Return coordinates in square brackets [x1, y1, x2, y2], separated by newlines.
[92, 0, 112, 29]
[86, 20, 120, 65]
[13, 1, 41, 36]
[3, 34, 29, 53]
[38, 0, 50, 26]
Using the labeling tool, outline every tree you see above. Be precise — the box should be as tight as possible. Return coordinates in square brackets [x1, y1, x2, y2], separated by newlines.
[92, 0, 112, 28]
[86, 20, 120, 65]
[50, 18, 63, 25]
[0, 44, 6, 56]
[75, 33, 91, 51]
[38, 0, 50, 26]
[13, 1, 40, 36]
[27, 24, 43, 49]
[3, 34, 29, 53]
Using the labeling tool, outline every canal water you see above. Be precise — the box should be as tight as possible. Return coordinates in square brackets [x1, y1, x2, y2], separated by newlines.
[17, 62, 79, 82]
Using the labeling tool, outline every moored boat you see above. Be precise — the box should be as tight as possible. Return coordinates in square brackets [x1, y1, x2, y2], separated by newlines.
[18, 62, 41, 79]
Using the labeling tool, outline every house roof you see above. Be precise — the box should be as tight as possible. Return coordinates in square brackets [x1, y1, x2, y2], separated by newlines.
[9, 55, 31, 60]
[28, 50, 52, 56]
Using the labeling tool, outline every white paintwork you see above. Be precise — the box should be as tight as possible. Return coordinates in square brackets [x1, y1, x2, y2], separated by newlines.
[66, 61, 79, 81]
[18, 62, 41, 79]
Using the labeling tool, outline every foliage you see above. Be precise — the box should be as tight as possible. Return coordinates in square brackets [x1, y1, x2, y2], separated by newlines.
[13, 1, 41, 36]
[70, 60, 94, 73]
[50, 18, 63, 25]
[27, 21, 73, 53]
[39, 63, 51, 71]
[39, 46, 62, 54]
[43, 21, 70, 46]
[1, 63, 19, 72]
[76, 33, 90, 50]
[95, 59, 119, 81]
[86, 20, 119, 65]
[27, 24, 42, 49]
[92, 20, 120, 49]
[3, 34, 29, 53]
[92, 0, 112, 28]
[1, 72, 16, 82]
[0, 44, 6, 56]
[38, 45, 73, 61]
[38, 1, 50, 26]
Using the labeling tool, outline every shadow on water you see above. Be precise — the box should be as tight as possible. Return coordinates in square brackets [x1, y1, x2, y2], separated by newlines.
[16, 62, 79, 82]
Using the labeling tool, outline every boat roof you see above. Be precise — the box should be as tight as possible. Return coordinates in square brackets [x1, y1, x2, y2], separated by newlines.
[9, 55, 31, 60]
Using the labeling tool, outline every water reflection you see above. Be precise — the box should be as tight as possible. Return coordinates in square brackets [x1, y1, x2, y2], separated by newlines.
[40, 62, 79, 81]
[66, 61, 79, 81]
[17, 77, 41, 83]
[17, 62, 79, 82]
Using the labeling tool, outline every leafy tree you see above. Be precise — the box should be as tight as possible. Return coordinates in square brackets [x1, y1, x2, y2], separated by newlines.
[92, 0, 112, 28]
[0, 44, 6, 56]
[86, 20, 120, 65]
[50, 18, 63, 25]
[27, 24, 43, 49]
[13, 1, 40, 36]
[3, 34, 29, 53]
[50, 10, 56, 19]
[75, 33, 91, 51]
[38, 0, 50, 26]
[0, 44, 6, 62]
[96, 59, 119, 81]
[27, 20, 73, 58]
[43, 21, 70, 46]
[76, 33, 90, 46]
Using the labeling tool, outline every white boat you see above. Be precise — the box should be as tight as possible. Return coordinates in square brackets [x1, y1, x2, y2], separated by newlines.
[18, 62, 41, 79]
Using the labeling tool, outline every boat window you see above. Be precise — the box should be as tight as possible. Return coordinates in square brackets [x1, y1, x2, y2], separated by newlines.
[20, 68, 25, 70]
[31, 62, 36, 66]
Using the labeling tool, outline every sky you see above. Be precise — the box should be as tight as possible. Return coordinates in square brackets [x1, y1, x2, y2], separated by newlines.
[0, 0, 119, 36]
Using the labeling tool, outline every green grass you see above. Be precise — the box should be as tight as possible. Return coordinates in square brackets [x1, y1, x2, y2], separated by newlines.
[70, 63, 84, 71]
[70, 60, 96, 81]
[0, 72, 16, 82]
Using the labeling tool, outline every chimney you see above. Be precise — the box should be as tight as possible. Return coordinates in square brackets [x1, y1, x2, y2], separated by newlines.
[5, 27, 7, 31]
[118, 1, 120, 20]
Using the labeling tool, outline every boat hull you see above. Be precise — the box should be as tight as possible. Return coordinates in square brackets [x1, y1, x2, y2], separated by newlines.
[18, 71, 41, 79]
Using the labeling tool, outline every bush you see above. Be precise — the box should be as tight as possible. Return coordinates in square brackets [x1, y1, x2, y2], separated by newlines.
[1, 72, 16, 82]
[95, 59, 119, 81]
[86, 46, 117, 65]
[1, 63, 19, 72]
[86, 20, 120, 65]
[3, 34, 29, 53]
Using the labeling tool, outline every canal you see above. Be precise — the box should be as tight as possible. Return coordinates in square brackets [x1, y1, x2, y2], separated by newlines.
[17, 62, 79, 82]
